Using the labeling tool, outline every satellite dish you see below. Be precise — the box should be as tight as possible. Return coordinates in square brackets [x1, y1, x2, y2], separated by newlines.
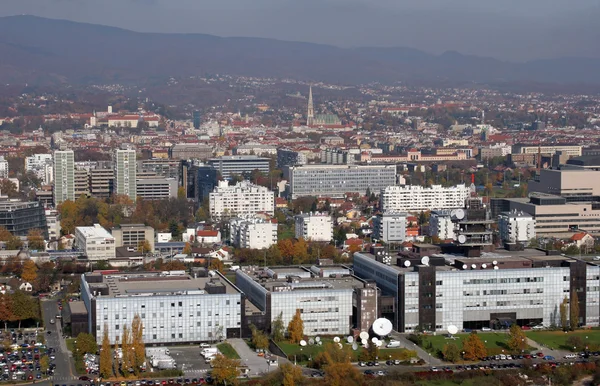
[494, 266, 499, 270]
[300, 340, 307, 347]
[455, 209, 465, 220]
[376, 341, 383, 347]
[359, 331, 369, 340]
[404, 260, 411, 268]
[333, 336, 340, 343]
[471, 264, 477, 269]
[448, 325, 458, 335]
[315, 336, 321, 342]
[318, 341, 323, 345]
[481, 264, 487, 269]
[492, 260, 498, 265]
[372, 318, 393, 336]
[421, 256, 430, 266]
[458, 234, 467, 244]
[347, 336, 354, 344]
[371, 337, 379, 343]
[337, 342, 343, 349]
[450, 209, 457, 218]
[462, 264, 468, 270]
[361, 338, 368, 345]
[308, 338, 315, 345]
[352, 343, 358, 351]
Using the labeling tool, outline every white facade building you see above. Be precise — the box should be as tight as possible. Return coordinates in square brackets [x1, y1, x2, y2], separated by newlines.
[44, 209, 61, 241]
[113, 149, 137, 202]
[429, 210, 456, 241]
[25, 154, 54, 185]
[230, 218, 277, 249]
[53, 150, 75, 206]
[380, 184, 470, 212]
[80, 271, 242, 344]
[0, 156, 7, 179]
[294, 212, 333, 242]
[209, 181, 274, 220]
[372, 212, 407, 243]
[74, 224, 116, 261]
[498, 210, 536, 244]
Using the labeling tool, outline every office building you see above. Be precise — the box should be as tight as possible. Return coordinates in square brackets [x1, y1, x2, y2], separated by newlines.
[136, 178, 178, 200]
[286, 164, 396, 199]
[294, 212, 333, 242]
[137, 159, 180, 180]
[113, 149, 137, 202]
[25, 154, 54, 185]
[479, 145, 512, 160]
[74, 224, 116, 261]
[192, 165, 219, 202]
[208, 156, 270, 180]
[81, 271, 242, 344]
[193, 110, 201, 129]
[233, 144, 277, 156]
[209, 181, 274, 220]
[0, 199, 47, 238]
[89, 168, 114, 199]
[321, 149, 354, 165]
[498, 211, 535, 245]
[74, 169, 90, 197]
[111, 224, 155, 252]
[380, 184, 471, 213]
[236, 266, 378, 336]
[53, 150, 75, 206]
[169, 144, 213, 160]
[372, 212, 407, 243]
[230, 218, 278, 250]
[276, 149, 307, 168]
[429, 211, 456, 241]
[512, 144, 582, 157]
[353, 247, 596, 332]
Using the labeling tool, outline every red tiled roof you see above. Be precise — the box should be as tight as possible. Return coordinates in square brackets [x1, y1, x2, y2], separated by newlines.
[197, 230, 219, 237]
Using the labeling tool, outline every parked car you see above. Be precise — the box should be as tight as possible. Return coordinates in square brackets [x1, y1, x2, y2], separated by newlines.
[481, 327, 492, 331]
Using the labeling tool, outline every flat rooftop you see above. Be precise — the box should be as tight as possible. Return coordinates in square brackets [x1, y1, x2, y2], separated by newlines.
[243, 266, 366, 292]
[68, 301, 88, 315]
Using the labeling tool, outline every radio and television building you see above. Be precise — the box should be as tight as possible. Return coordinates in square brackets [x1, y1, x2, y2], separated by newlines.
[209, 181, 274, 220]
[236, 266, 378, 337]
[80, 270, 243, 344]
[380, 184, 471, 213]
[353, 246, 599, 333]
[285, 164, 396, 199]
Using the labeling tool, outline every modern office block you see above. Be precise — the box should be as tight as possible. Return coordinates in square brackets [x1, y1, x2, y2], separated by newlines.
[208, 156, 270, 180]
[111, 224, 155, 252]
[372, 212, 407, 243]
[0, 199, 47, 238]
[75, 224, 116, 261]
[276, 149, 308, 168]
[136, 178, 178, 200]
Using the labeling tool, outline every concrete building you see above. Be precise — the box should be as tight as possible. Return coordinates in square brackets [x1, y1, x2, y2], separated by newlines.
[136, 178, 178, 200]
[353, 247, 596, 332]
[233, 144, 277, 156]
[25, 154, 53, 185]
[207, 156, 270, 180]
[372, 212, 407, 243]
[169, 143, 213, 160]
[512, 144, 582, 157]
[294, 212, 333, 242]
[111, 224, 155, 253]
[321, 149, 354, 165]
[429, 211, 456, 241]
[53, 150, 75, 206]
[209, 181, 274, 220]
[74, 169, 90, 197]
[0, 156, 7, 179]
[90, 168, 114, 199]
[81, 271, 243, 344]
[191, 165, 219, 202]
[137, 159, 180, 180]
[230, 218, 278, 249]
[113, 149, 137, 202]
[286, 164, 396, 199]
[0, 199, 48, 238]
[44, 209, 60, 241]
[381, 184, 471, 213]
[236, 266, 378, 337]
[479, 145, 512, 160]
[498, 210, 536, 245]
[276, 149, 307, 168]
[74, 224, 116, 261]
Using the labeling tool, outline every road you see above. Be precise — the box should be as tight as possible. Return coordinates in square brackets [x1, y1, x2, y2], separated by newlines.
[228, 338, 281, 377]
[41, 298, 78, 384]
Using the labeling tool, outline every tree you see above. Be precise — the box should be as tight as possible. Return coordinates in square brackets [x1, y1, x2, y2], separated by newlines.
[570, 291, 580, 330]
[131, 314, 145, 375]
[271, 312, 285, 343]
[280, 363, 304, 386]
[507, 324, 528, 353]
[292, 238, 309, 265]
[0, 226, 11, 241]
[287, 309, 304, 344]
[121, 325, 131, 376]
[76, 332, 98, 356]
[10, 291, 38, 329]
[209, 258, 225, 274]
[183, 242, 193, 255]
[26, 229, 45, 251]
[137, 240, 151, 253]
[323, 362, 362, 386]
[566, 335, 584, 351]
[462, 332, 487, 361]
[250, 324, 270, 351]
[560, 297, 569, 331]
[0, 293, 14, 331]
[40, 355, 49, 374]
[211, 353, 241, 385]
[6, 235, 23, 250]
[100, 325, 113, 379]
[442, 342, 461, 363]
[20, 260, 38, 284]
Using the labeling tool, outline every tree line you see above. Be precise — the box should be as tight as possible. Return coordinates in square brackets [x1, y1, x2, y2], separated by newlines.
[0, 291, 40, 330]
[99, 315, 145, 379]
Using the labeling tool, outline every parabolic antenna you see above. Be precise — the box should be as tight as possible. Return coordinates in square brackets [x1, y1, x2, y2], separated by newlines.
[404, 260, 411, 267]
[494, 266, 499, 270]
[481, 264, 487, 269]
[315, 336, 321, 342]
[450, 209, 457, 218]
[471, 264, 477, 269]
[492, 260, 498, 265]
[458, 234, 467, 244]
[359, 331, 369, 340]
[371, 337, 379, 343]
[462, 264, 468, 270]
[337, 342, 343, 349]
[333, 336, 340, 343]
[376, 341, 383, 347]
[308, 338, 315, 345]
[352, 343, 358, 351]
[361, 338, 368, 345]
[347, 336, 354, 344]
[300, 340, 307, 347]
[372, 318, 394, 337]
[318, 341, 323, 346]
[421, 256, 430, 266]
[455, 209, 465, 220]
[448, 325, 458, 335]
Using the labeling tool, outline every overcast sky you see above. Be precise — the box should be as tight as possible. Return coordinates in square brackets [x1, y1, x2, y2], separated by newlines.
[1, 0, 599, 61]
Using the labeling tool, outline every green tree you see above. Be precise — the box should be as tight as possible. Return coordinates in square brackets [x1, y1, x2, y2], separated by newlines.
[507, 324, 528, 353]
[271, 312, 285, 343]
[560, 297, 569, 331]
[0, 293, 14, 331]
[287, 309, 304, 344]
[211, 353, 241, 385]
[136, 239, 151, 253]
[462, 332, 487, 361]
[40, 355, 49, 373]
[100, 325, 113, 379]
[76, 332, 98, 356]
[442, 342, 461, 363]
[10, 291, 38, 329]
[6, 235, 23, 250]
[571, 291, 580, 330]
[250, 324, 270, 351]
[566, 335, 584, 351]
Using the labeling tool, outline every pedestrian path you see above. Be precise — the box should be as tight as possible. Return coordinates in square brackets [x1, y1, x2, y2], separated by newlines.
[183, 369, 209, 374]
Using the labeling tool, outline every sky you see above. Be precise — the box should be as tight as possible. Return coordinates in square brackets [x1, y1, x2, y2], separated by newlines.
[1, 0, 599, 61]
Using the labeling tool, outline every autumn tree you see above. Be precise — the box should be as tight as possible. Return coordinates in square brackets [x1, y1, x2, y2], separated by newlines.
[0, 293, 14, 331]
[281, 363, 304, 386]
[131, 315, 145, 375]
[560, 297, 569, 331]
[26, 229, 45, 251]
[211, 353, 241, 385]
[11, 291, 38, 328]
[39, 356, 50, 374]
[5, 235, 23, 250]
[571, 291, 580, 330]
[507, 324, 528, 353]
[287, 309, 304, 344]
[183, 242, 193, 255]
[292, 238, 309, 265]
[209, 258, 225, 274]
[271, 312, 285, 343]
[20, 260, 38, 284]
[442, 342, 461, 363]
[100, 326, 113, 379]
[76, 332, 98, 356]
[0, 226, 11, 242]
[121, 325, 132, 377]
[314, 345, 362, 386]
[566, 335, 584, 351]
[250, 324, 270, 351]
[136, 239, 152, 253]
[462, 332, 487, 361]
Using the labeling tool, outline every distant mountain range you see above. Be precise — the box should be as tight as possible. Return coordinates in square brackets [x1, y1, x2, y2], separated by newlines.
[1, 15, 600, 86]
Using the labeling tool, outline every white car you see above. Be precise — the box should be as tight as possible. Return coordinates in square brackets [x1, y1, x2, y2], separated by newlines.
[200, 343, 211, 348]
[532, 325, 545, 330]
[564, 354, 577, 359]
[481, 327, 492, 331]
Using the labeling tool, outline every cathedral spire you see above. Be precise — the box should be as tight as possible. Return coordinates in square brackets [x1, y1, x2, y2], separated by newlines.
[307, 85, 314, 126]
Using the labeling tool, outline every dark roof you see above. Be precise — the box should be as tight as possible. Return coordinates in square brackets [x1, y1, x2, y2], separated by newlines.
[566, 156, 600, 167]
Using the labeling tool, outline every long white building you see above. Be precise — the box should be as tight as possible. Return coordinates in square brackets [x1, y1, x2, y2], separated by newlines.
[209, 180, 274, 220]
[380, 184, 470, 213]
[498, 210, 536, 244]
[230, 218, 278, 249]
[74, 224, 116, 261]
[294, 212, 333, 242]
[26, 154, 54, 185]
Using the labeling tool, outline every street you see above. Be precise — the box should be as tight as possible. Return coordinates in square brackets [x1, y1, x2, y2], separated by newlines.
[41, 298, 78, 385]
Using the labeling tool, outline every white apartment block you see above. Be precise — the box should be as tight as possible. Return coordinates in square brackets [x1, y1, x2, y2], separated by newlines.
[209, 180, 274, 220]
[429, 211, 456, 241]
[26, 154, 54, 185]
[0, 156, 8, 179]
[45, 209, 61, 241]
[380, 184, 470, 213]
[294, 212, 333, 242]
[75, 224, 116, 261]
[113, 149, 137, 202]
[53, 150, 75, 206]
[230, 218, 277, 249]
[498, 210, 536, 244]
[372, 212, 407, 243]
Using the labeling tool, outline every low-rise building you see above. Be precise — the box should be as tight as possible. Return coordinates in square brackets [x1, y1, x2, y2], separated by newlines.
[498, 210, 536, 245]
[75, 224, 115, 260]
[230, 218, 277, 249]
[372, 212, 407, 243]
[294, 212, 333, 242]
[136, 178, 178, 200]
[110, 224, 155, 253]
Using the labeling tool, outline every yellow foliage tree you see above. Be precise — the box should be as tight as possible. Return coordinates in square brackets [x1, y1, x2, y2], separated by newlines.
[287, 309, 304, 344]
[462, 332, 487, 361]
[20, 260, 38, 284]
[507, 324, 528, 353]
[211, 353, 241, 385]
[99, 325, 113, 379]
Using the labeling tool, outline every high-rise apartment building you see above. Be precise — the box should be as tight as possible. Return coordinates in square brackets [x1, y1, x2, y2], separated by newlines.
[193, 110, 201, 129]
[53, 150, 75, 206]
[380, 184, 471, 213]
[294, 212, 333, 242]
[0, 156, 8, 179]
[209, 181, 274, 220]
[113, 149, 137, 202]
[25, 154, 54, 185]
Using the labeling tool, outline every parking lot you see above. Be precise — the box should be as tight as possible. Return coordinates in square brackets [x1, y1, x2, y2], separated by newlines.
[0, 329, 55, 383]
[158, 346, 212, 376]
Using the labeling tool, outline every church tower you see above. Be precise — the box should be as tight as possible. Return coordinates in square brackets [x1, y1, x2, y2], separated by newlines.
[307, 86, 314, 126]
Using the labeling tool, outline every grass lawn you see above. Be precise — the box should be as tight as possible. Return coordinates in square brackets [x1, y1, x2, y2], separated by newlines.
[416, 377, 492, 386]
[421, 332, 535, 357]
[65, 338, 87, 374]
[217, 342, 241, 359]
[526, 329, 600, 351]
